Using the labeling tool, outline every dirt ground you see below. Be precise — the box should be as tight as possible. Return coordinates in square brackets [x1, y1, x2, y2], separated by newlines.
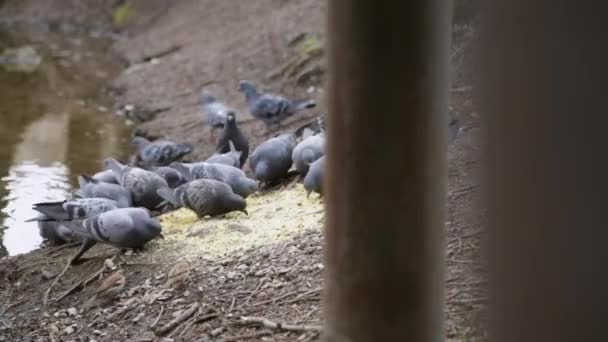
[0, 0, 484, 341]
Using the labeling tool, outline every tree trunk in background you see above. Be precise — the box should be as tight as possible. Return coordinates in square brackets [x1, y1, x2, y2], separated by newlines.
[323, 1, 451, 341]
[483, 1, 608, 341]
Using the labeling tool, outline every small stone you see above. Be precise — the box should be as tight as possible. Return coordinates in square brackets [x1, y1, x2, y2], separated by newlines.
[67, 308, 78, 316]
[125, 250, 133, 256]
[97, 106, 108, 113]
[63, 326, 75, 335]
[236, 264, 248, 271]
[132, 312, 145, 323]
[93, 330, 102, 335]
[227, 223, 252, 234]
[104, 258, 117, 270]
[183, 290, 191, 297]
[188, 226, 211, 238]
[226, 271, 239, 280]
[124, 104, 135, 111]
[315, 263, 324, 270]
[40, 268, 56, 280]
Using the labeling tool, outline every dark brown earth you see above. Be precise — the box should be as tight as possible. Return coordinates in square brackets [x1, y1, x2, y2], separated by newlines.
[0, 1, 484, 341]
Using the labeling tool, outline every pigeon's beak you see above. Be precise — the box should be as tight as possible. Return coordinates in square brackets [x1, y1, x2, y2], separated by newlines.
[306, 190, 312, 198]
[159, 233, 165, 240]
[240, 209, 248, 216]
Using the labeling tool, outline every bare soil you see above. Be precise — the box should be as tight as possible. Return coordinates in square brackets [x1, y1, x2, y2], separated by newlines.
[0, 1, 484, 341]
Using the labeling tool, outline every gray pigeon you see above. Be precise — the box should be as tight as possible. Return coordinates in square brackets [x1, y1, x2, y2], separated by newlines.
[132, 136, 193, 167]
[157, 179, 247, 218]
[249, 133, 296, 183]
[303, 155, 325, 197]
[152, 166, 188, 188]
[105, 158, 170, 210]
[34, 207, 162, 263]
[170, 161, 258, 198]
[31, 198, 121, 259]
[292, 134, 325, 176]
[216, 112, 249, 167]
[201, 90, 233, 129]
[78, 175, 132, 208]
[206, 140, 242, 168]
[92, 170, 119, 184]
[238, 80, 316, 128]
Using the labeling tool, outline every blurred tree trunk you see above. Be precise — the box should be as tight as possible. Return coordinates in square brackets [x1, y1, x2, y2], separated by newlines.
[324, 1, 451, 341]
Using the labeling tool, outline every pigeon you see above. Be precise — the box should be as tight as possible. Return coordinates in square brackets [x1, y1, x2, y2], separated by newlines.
[157, 179, 247, 218]
[152, 166, 188, 188]
[216, 112, 249, 167]
[206, 140, 242, 168]
[92, 170, 119, 184]
[31, 198, 120, 221]
[170, 162, 258, 198]
[238, 80, 316, 128]
[132, 136, 193, 167]
[292, 134, 325, 176]
[77, 175, 133, 208]
[35, 207, 162, 263]
[201, 90, 233, 129]
[249, 133, 296, 183]
[105, 158, 170, 210]
[303, 155, 325, 197]
[165, 259, 191, 289]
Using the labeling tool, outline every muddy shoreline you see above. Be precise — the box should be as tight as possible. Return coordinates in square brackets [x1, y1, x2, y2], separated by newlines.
[0, 1, 483, 341]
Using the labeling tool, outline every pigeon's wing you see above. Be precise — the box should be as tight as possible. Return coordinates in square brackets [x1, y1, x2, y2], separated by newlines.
[254, 94, 290, 120]
[32, 201, 69, 220]
[84, 210, 135, 243]
[63, 198, 118, 219]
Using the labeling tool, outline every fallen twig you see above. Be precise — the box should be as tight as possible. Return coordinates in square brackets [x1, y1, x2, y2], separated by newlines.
[107, 297, 140, 320]
[237, 316, 322, 332]
[220, 331, 272, 342]
[448, 184, 479, 200]
[52, 256, 116, 305]
[155, 302, 199, 336]
[194, 312, 220, 324]
[250, 287, 321, 308]
[150, 305, 164, 328]
[240, 279, 265, 308]
[42, 257, 74, 306]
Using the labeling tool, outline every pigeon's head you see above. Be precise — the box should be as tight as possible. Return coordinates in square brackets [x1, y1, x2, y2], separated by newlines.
[131, 136, 150, 148]
[143, 217, 163, 238]
[227, 193, 248, 216]
[238, 80, 258, 98]
[200, 90, 216, 104]
[226, 111, 236, 124]
[234, 178, 259, 198]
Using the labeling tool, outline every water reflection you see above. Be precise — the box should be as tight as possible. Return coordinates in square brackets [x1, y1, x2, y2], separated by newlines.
[0, 28, 130, 256]
[1, 162, 70, 255]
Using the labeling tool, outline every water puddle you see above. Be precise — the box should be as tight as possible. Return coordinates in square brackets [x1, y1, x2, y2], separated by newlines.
[0, 26, 131, 256]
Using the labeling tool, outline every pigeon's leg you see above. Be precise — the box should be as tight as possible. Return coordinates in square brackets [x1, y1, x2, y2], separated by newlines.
[69, 239, 97, 265]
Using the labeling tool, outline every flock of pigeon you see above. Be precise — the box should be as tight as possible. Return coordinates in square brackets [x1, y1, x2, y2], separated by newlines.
[31, 80, 326, 264]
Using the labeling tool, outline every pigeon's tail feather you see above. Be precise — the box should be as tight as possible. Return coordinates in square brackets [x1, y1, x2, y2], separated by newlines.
[32, 201, 68, 221]
[169, 163, 193, 181]
[157, 188, 179, 206]
[104, 158, 124, 175]
[78, 175, 98, 189]
[292, 99, 316, 111]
